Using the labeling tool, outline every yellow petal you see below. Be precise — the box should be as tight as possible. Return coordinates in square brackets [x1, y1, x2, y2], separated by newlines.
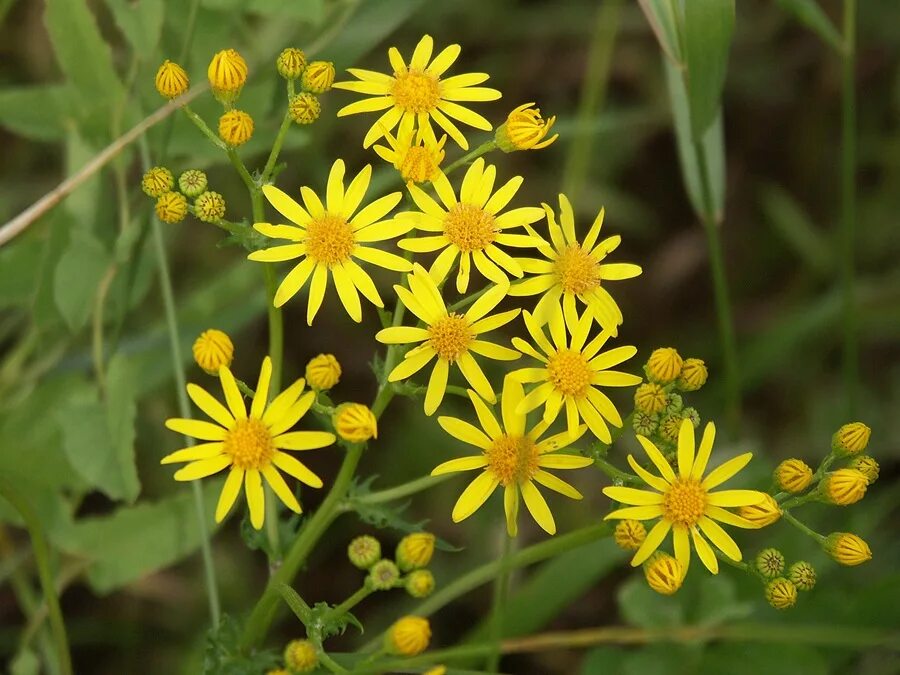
[250, 356, 272, 419]
[604, 505, 664, 521]
[677, 418, 695, 478]
[701, 452, 753, 490]
[219, 366, 247, 420]
[165, 418, 227, 442]
[626, 454, 669, 493]
[306, 264, 328, 325]
[691, 526, 719, 574]
[262, 465, 302, 514]
[452, 471, 499, 522]
[603, 486, 664, 506]
[521, 480, 556, 534]
[387, 348, 436, 382]
[691, 422, 717, 479]
[673, 525, 691, 576]
[272, 451, 323, 488]
[275, 430, 336, 451]
[504, 484, 519, 537]
[630, 519, 671, 566]
[274, 258, 316, 307]
[706, 489, 766, 508]
[215, 468, 244, 522]
[457, 352, 495, 403]
[698, 516, 742, 561]
[466, 388, 502, 439]
[174, 454, 231, 481]
[636, 436, 676, 482]
[432, 455, 488, 475]
[244, 468, 265, 530]
[262, 185, 311, 226]
[438, 416, 492, 449]
[424, 359, 449, 416]
[532, 470, 582, 500]
[161, 442, 224, 465]
[186, 384, 233, 429]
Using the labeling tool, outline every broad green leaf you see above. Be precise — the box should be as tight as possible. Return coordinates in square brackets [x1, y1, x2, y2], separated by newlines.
[53, 227, 111, 333]
[683, 0, 735, 138]
[32, 210, 72, 332]
[760, 184, 833, 276]
[664, 57, 725, 223]
[775, 0, 843, 52]
[103, 0, 165, 54]
[0, 85, 76, 141]
[637, 0, 683, 64]
[617, 575, 684, 628]
[0, 233, 45, 308]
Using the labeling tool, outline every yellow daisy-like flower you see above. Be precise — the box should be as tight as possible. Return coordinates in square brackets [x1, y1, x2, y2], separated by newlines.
[161, 357, 335, 529]
[603, 419, 767, 576]
[510, 194, 642, 335]
[399, 158, 544, 293]
[334, 34, 501, 150]
[510, 309, 640, 442]
[248, 159, 413, 324]
[376, 264, 520, 415]
[373, 120, 447, 185]
[432, 377, 594, 536]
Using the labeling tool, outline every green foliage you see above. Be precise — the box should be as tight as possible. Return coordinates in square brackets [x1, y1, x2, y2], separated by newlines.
[0, 85, 75, 142]
[203, 615, 280, 675]
[682, 0, 735, 139]
[776, 0, 843, 51]
[103, 0, 165, 55]
[52, 227, 111, 333]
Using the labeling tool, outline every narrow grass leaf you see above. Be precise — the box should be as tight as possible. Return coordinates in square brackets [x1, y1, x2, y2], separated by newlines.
[683, 0, 735, 138]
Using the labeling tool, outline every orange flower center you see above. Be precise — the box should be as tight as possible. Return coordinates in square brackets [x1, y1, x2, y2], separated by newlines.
[428, 313, 473, 362]
[554, 244, 601, 295]
[391, 68, 441, 113]
[224, 418, 274, 470]
[546, 349, 592, 398]
[400, 144, 442, 183]
[305, 213, 355, 266]
[662, 478, 707, 527]
[487, 434, 539, 486]
[444, 203, 496, 252]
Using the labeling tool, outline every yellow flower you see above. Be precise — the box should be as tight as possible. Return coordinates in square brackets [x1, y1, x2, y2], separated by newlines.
[399, 158, 544, 293]
[774, 458, 813, 493]
[208, 48, 248, 101]
[288, 92, 321, 124]
[161, 357, 335, 529]
[405, 569, 435, 598]
[510, 309, 640, 442]
[823, 532, 871, 566]
[334, 34, 501, 150]
[155, 60, 189, 99]
[266, 670, 289, 675]
[373, 122, 447, 184]
[334, 403, 378, 443]
[142, 166, 174, 198]
[646, 347, 683, 384]
[302, 60, 335, 93]
[425, 668, 447, 675]
[155, 191, 188, 223]
[432, 377, 594, 536]
[643, 552, 683, 595]
[832, 421, 871, 455]
[509, 194, 641, 335]
[386, 616, 431, 656]
[192, 329, 234, 374]
[305, 353, 341, 391]
[376, 265, 520, 414]
[396, 532, 435, 571]
[248, 159, 413, 323]
[765, 577, 797, 609]
[737, 493, 781, 528]
[194, 191, 226, 223]
[218, 109, 254, 146]
[822, 468, 867, 505]
[603, 419, 767, 575]
[495, 102, 558, 152]
[634, 382, 667, 415]
[284, 639, 318, 673]
[277, 47, 306, 80]
[677, 358, 708, 391]
[614, 519, 646, 551]
[849, 455, 879, 484]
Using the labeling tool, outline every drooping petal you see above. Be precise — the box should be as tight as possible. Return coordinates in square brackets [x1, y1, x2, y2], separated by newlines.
[698, 516, 742, 561]
[630, 519, 671, 566]
[215, 468, 244, 522]
[451, 471, 499, 522]
[691, 527, 719, 574]
[262, 465, 302, 513]
[521, 480, 556, 535]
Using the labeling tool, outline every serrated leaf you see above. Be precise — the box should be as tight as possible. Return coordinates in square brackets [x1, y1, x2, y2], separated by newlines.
[53, 227, 111, 333]
[103, 0, 164, 54]
[775, 0, 843, 52]
[683, 0, 735, 138]
[0, 85, 76, 141]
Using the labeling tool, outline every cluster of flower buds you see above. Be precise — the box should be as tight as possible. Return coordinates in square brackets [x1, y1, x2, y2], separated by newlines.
[276, 47, 334, 126]
[753, 548, 816, 609]
[347, 532, 437, 599]
[141, 166, 227, 225]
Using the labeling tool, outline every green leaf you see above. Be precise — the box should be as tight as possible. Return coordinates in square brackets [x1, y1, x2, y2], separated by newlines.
[9, 649, 39, 675]
[760, 184, 833, 276]
[53, 227, 111, 333]
[103, 0, 165, 54]
[699, 643, 828, 675]
[682, 0, 735, 138]
[617, 575, 685, 628]
[775, 0, 843, 52]
[0, 234, 45, 308]
[203, 614, 280, 675]
[0, 85, 76, 141]
[637, 0, 683, 64]
[32, 210, 72, 332]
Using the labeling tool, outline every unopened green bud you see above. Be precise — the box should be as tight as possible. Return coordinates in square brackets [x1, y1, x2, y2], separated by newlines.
[788, 561, 816, 591]
[367, 559, 400, 590]
[405, 569, 435, 598]
[347, 535, 381, 570]
[755, 548, 785, 578]
[178, 169, 207, 197]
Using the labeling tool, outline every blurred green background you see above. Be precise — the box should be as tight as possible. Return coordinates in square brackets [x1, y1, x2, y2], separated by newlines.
[0, 0, 898, 673]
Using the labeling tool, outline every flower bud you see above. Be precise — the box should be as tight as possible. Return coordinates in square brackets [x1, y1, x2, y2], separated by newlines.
[305, 353, 341, 391]
[283, 639, 318, 673]
[632, 411, 658, 436]
[677, 358, 708, 391]
[643, 552, 683, 595]
[266, 669, 289, 675]
[663, 392, 683, 416]
[155, 191, 188, 223]
[367, 559, 400, 590]
[218, 109, 254, 147]
[659, 415, 683, 444]
[682, 407, 700, 428]
[155, 60, 189, 99]
[289, 92, 321, 125]
[764, 577, 797, 609]
[396, 532, 435, 571]
[194, 191, 227, 223]
[208, 48, 248, 102]
[832, 422, 871, 456]
[613, 519, 646, 551]
[405, 569, 435, 598]
[774, 458, 813, 493]
[737, 494, 781, 528]
[334, 403, 377, 443]
[849, 455, 879, 485]
[755, 548, 785, 578]
[646, 347, 683, 384]
[302, 61, 335, 93]
[142, 166, 174, 198]
[178, 169, 208, 197]
[386, 616, 430, 656]
[277, 47, 307, 80]
[788, 561, 816, 591]
[347, 535, 381, 569]
[823, 532, 871, 566]
[634, 383, 667, 415]
[495, 103, 558, 152]
[822, 469, 867, 505]
[192, 329, 234, 375]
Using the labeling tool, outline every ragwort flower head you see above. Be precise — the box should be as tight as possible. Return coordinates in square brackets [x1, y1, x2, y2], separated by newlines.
[161, 357, 336, 529]
[603, 419, 767, 576]
[386, 616, 431, 656]
[218, 109, 254, 146]
[277, 47, 306, 80]
[376, 264, 521, 415]
[156, 191, 188, 223]
[208, 48, 248, 102]
[142, 166, 174, 198]
[496, 102, 558, 152]
[249, 159, 414, 324]
[192, 329, 234, 374]
[510, 194, 641, 335]
[194, 191, 226, 223]
[289, 92, 321, 124]
[399, 157, 545, 293]
[373, 121, 447, 185]
[432, 377, 594, 536]
[510, 309, 640, 442]
[302, 61, 335, 93]
[155, 60, 189, 99]
[334, 34, 501, 150]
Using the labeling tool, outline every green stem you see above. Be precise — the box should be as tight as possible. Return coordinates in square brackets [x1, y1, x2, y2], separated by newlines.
[263, 265, 284, 391]
[443, 140, 498, 175]
[318, 648, 350, 674]
[229, 147, 258, 193]
[782, 510, 825, 543]
[352, 474, 450, 505]
[151, 217, 222, 626]
[486, 534, 514, 672]
[325, 585, 373, 623]
[262, 81, 296, 182]
[594, 457, 638, 484]
[181, 106, 226, 150]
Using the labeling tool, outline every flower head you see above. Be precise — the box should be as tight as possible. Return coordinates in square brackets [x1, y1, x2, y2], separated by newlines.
[305, 354, 341, 391]
[677, 358, 708, 391]
[192, 329, 234, 374]
[614, 519, 646, 551]
[277, 48, 306, 80]
[822, 468, 867, 505]
[511, 309, 639, 442]
[334, 34, 501, 150]
[398, 158, 544, 293]
[284, 639, 318, 673]
[632, 411, 658, 437]
[509, 194, 641, 335]
[289, 92, 321, 124]
[849, 455, 879, 484]
[737, 493, 781, 528]
[334, 403, 378, 443]
[634, 382, 667, 415]
[765, 577, 797, 609]
[302, 61, 335, 93]
[194, 191, 226, 223]
[249, 160, 413, 323]
[432, 377, 594, 536]
[774, 458, 813, 493]
[788, 561, 816, 591]
[368, 559, 400, 590]
[156, 191, 188, 223]
[219, 109, 254, 146]
[396, 532, 436, 571]
[155, 60, 189, 99]
[823, 532, 871, 566]
[376, 265, 521, 415]
[161, 357, 336, 529]
[142, 166, 174, 198]
[755, 548, 785, 578]
[208, 48, 248, 102]
[832, 422, 871, 456]
[178, 169, 208, 197]
[646, 348, 683, 384]
[386, 616, 431, 656]
[373, 123, 446, 184]
[643, 552, 684, 595]
[406, 569, 435, 598]
[348, 535, 381, 569]
[495, 102, 558, 152]
[603, 419, 767, 576]
[659, 414, 684, 444]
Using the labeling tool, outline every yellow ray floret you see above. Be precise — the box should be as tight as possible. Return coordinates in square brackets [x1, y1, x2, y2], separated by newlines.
[334, 34, 501, 150]
[510, 308, 640, 442]
[510, 194, 642, 336]
[161, 357, 336, 529]
[398, 157, 545, 293]
[373, 118, 447, 185]
[248, 159, 414, 324]
[432, 376, 594, 536]
[603, 419, 767, 576]
[376, 264, 520, 415]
